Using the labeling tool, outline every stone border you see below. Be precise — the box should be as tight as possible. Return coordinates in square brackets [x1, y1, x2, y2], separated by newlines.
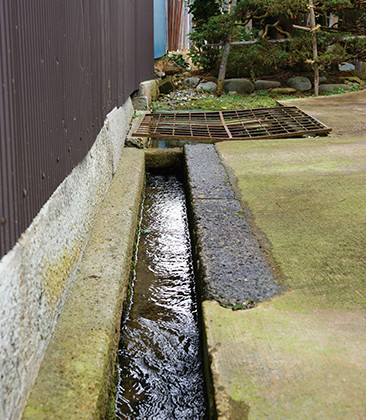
[0, 101, 134, 420]
[23, 149, 145, 419]
[145, 148, 183, 169]
[22, 144, 280, 419]
[184, 144, 280, 308]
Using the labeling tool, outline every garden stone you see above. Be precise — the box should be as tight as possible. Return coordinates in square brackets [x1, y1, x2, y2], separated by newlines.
[183, 77, 201, 87]
[318, 84, 352, 94]
[255, 80, 281, 90]
[271, 87, 297, 94]
[319, 76, 327, 83]
[223, 78, 255, 94]
[131, 94, 149, 111]
[196, 81, 217, 92]
[159, 76, 175, 94]
[165, 66, 182, 75]
[155, 71, 165, 78]
[286, 76, 312, 91]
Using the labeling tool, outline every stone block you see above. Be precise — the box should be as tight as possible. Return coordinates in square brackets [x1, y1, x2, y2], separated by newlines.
[318, 84, 352, 94]
[255, 80, 281, 90]
[271, 87, 297, 94]
[159, 76, 175, 94]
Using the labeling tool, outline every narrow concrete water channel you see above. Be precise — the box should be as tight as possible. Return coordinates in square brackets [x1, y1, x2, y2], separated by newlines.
[115, 172, 207, 419]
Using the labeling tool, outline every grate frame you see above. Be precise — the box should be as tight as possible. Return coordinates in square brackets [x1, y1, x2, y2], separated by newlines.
[132, 106, 331, 142]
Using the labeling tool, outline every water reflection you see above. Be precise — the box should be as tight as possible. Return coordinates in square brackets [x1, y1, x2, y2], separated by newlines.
[115, 174, 206, 419]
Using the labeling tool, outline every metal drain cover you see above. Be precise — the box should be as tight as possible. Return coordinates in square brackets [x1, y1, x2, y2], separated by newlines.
[133, 106, 331, 142]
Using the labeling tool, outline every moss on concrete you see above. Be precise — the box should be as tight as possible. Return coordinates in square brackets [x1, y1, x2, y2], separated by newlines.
[203, 299, 366, 419]
[218, 137, 366, 310]
[41, 240, 82, 313]
[145, 148, 183, 169]
[23, 149, 145, 420]
[204, 136, 366, 418]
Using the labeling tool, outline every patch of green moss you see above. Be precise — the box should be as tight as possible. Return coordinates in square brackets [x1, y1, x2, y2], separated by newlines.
[41, 240, 82, 312]
[218, 137, 366, 310]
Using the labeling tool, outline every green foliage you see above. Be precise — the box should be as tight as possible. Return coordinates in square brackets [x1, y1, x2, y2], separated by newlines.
[186, 0, 224, 28]
[188, 0, 366, 75]
[223, 41, 293, 77]
[166, 52, 189, 69]
[188, 13, 233, 71]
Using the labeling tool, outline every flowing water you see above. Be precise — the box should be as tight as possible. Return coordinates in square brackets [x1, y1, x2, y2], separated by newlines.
[115, 173, 207, 419]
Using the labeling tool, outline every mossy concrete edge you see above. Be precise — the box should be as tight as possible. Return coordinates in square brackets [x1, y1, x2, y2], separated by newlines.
[23, 149, 145, 420]
[145, 148, 183, 169]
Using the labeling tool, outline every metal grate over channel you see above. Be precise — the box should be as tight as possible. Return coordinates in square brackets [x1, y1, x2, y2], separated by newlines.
[133, 106, 331, 142]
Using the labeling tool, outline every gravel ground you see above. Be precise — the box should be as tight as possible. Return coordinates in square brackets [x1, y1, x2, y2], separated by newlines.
[154, 88, 217, 110]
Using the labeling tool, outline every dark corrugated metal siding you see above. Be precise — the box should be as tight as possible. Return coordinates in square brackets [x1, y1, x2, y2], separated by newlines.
[0, 0, 153, 257]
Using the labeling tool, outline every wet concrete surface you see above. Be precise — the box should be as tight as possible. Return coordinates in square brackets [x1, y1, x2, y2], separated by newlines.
[185, 144, 280, 307]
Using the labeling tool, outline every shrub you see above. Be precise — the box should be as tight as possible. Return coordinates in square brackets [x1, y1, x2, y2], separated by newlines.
[188, 0, 366, 76]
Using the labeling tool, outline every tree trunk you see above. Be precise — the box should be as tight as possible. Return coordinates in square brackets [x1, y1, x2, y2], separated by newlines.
[309, 0, 319, 96]
[216, 0, 237, 96]
[217, 42, 231, 95]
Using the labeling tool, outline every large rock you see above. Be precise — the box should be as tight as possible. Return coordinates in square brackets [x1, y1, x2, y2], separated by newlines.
[255, 80, 281, 90]
[196, 81, 217, 92]
[159, 76, 175, 94]
[318, 84, 352, 94]
[286, 76, 312, 91]
[223, 78, 255, 94]
[183, 77, 201, 87]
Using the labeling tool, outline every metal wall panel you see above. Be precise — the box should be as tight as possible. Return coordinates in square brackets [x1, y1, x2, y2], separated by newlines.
[0, 0, 154, 257]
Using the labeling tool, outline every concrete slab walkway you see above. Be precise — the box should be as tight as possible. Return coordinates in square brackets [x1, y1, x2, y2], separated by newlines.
[278, 90, 366, 137]
[205, 92, 366, 419]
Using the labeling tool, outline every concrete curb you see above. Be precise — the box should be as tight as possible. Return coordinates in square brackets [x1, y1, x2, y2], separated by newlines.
[184, 144, 280, 308]
[23, 149, 145, 419]
[126, 111, 149, 148]
[145, 148, 183, 169]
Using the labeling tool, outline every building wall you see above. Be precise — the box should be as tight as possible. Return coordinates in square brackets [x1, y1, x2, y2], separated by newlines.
[0, 0, 153, 258]
[0, 1, 153, 418]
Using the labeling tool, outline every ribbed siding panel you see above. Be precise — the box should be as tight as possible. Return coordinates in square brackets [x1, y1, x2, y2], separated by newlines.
[0, 0, 154, 257]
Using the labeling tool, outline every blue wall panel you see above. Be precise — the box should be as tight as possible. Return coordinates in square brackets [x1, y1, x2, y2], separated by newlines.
[154, 0, 166, 58]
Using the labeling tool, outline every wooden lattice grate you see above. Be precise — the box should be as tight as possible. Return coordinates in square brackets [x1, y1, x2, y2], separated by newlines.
[132, 106, 331, 142]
